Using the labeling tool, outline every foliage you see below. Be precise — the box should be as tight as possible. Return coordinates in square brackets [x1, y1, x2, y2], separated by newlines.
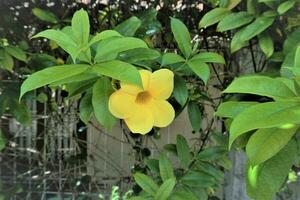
[1, 0, 300, 199]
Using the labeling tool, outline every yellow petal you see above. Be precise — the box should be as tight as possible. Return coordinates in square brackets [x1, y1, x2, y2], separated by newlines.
[151, 100, 175, 127]
[125, 105, 154, 134]
[149, 69, 174, 100]
[140, 69, 152, 89]
[109, 90, 136, 119]
[120, 70, 152, 95]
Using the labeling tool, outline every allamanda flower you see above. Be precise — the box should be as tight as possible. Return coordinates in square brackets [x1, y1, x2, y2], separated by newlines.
[109, 69, 175, 134]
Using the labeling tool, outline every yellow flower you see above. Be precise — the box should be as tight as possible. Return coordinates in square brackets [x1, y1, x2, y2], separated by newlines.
[109, 69, 175, 134]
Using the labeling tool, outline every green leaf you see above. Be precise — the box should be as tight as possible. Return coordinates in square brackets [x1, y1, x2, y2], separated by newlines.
[89, 30, 122, 46]
[79, 91, 93, 124]
[173, 75, 188, 106]
[146, 159, 159, 174]
[72, 9, 90, 46]
[32, 8, 58, 23]
[118, 48, 160, 63]
[154, 178, 176, 200]
[258, 33, 274, 58]
[246, 140, 297, 200]
[0, 130, 6, 151]
[277, 0, 296, 15]
[190, 52, 225, 64]
[92, 60, 142, 87]
[161, 53, 185, 66]
[197, 146, 227, 161]
[230, 30, 248, 53]
[197, 162, 224, 181]
[176, 135, 192, 168]
[92, 78, 116, 129]
[5, 46, 27, 62]
[188, 101, 202, 132]
[115, 16, 142, 37]
[32, 30, 78, 62]
[199, 8, 230, 28]
[229, 101, 300, 148]
[159, 154, 174, 182]
[295, 45, 300, 68]
[134, 173, 159, 196]
[239, 16, 275, 41]
[217, 12, 254, 32]
[283, 27, 300, 55]
[246, 126, 298, 165]
[226, 0, 242, 9]
[170, 187, 198, 200]
[0, 50, 13, 71]
[181, 171, 216, 188]
[171, 18, 192, 58]
[223, 76, 296, 99]
[95, 37, 148, 62]
[10, 100, 31, 126]
[215, 101, 258, 118]
[187, 60, 210, 84]
[20, 64, 90, 100]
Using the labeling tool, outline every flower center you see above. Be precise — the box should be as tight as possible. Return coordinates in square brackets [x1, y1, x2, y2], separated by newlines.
[136, 91, 152, 104]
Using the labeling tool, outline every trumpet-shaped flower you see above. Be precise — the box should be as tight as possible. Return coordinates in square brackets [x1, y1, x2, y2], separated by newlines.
[108, 69, 175, 134]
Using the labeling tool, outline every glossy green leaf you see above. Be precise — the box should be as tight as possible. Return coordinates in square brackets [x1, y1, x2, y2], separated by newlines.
[187, 60, 210, 84]
[0, 130, 6, 151]
[247, 140, 297, 200]
[277, 0, 296, 15]
[5, 46, 26, 62]
[190, 52, 225, 64]
[10, 100, 32, 126]
[72, 9, 90, 45]
[229, 101, 300, 148]
[92, 60, 142, 87]
[170, 187, 198, 200]
[115, 16, 142, 37]
[246, 126, 298, 165]
[161, 53, 185, 66]
[88, 30, 122, 46]
[79, 91, 93, 124]
[32, 30, 78, 62]
[134, 173, 159, 196]
[159, 154, 174, 182]
[32, 8, 58, 23]
[199, 8, 230, 28]
[258, 33, 274, 58]
[217, 12, 254, 32]
[171, 18, 192, 58]
[118, 48, 160, 63]
[197, 146, 227, 161]
[283, 27, 300, 55]
[20, 64, 90, 100]
[176, 135, 192, 168]
[181, 171, 216, 188]
[95, 37, 148, 62]
[188, 101, 202, 132]
[226, 0, 242, 9]
[0, 50, 13, 71]
[92, 78, 116, 129]
[173, 75, 188, 106]
[239, 16, 275, 41]
[295, 45, 300, 68]
[154, 178, 176, 200]
[223, 76, 296, 99]
[215, 101, 258, 118]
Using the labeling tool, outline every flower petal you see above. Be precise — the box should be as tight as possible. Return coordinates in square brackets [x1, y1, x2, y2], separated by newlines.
[149, 69, 174, 100]
[108, 90, 136, 119]
[125, 105, 154, 134]
[151, 100, 175, 127]
[120, 70, 152, 95]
